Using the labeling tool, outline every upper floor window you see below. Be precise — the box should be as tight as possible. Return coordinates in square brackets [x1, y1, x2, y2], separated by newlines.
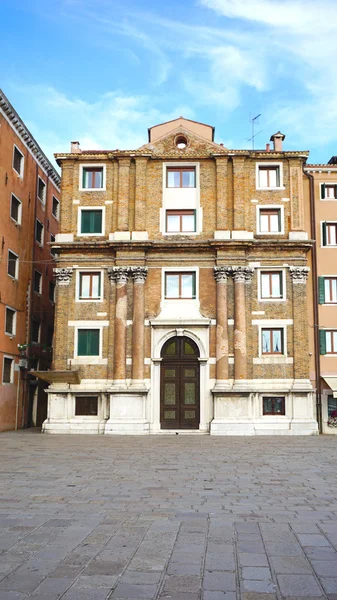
[322, 330, 337, 354]
[165, 272, 196, 299]
[79, 208, 104, 235]
[8, 250, 19, 279]
[258, 207, 282, 234]
[82, 166, 104, 189]
[13, 146, 24, 176]
[37, 177, 46, 204]
[49, 281, 56, 303]
[31, 321, 41, 344]
[77, 329, 100, 356]
[11, 194, 22, 224]
[322, 222, 337, 246]
[166, 167, 196, 188]
[79, 272, 102, 300]
[321, 184, 337, 200]
[319, 277, 337, 304]
[166, 210, 196, 233]
[5, 307, 16, 336]
[262, 328, 284, 354]
[3, 356, 14, 384]
[35, 220, 44, 245]
[260, 271, 284, 300]
[34, 270, 42, 294]
[52, 196, 60, 219]
[257, 165, 281, 189]
[50, 234, 56, 256]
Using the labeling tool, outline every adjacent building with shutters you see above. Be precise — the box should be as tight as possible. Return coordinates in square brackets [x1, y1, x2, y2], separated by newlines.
[0, 89, 60, 431]
[40, 117, 319, 435]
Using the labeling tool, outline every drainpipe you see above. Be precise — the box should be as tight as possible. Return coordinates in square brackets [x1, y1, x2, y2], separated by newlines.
[305, 168, 322, 433]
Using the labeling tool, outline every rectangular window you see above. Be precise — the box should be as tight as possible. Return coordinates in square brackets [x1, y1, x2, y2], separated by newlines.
[77, 329, 100, 356]
[52, 196, 60, 219]
[7, 250, 18, 279]
[82, 167, 104, 189]
[259, 208, 282, 233]
[321, 184, 337, 200]
[50, 234, 56, 256]
[49, 281, 55, 302]
[258, 166, 280, 188]
[328, 395, 337, 417]
[324, 278, 337, 303]
[79, 272, 101, 300]
[326, 330, 337, 354]
[3, 357, 14, 383]
[35, 220, 44, 245]
[165, 272, 196, 299]
[47, 327, 54, 347]
[262, 328, 284, 354]
[263, 396, 285, 415]
[34, 270, 42, 294]
[5, 307, 16, 335]
[166, 210, 196, 233]
[13, 146, 24, 176]
[80, 209, 103, 234]
[166, 168, 196, 188]
[322, 222, 337, 246]
[31, 321, 40, 344]
[37, 177, 46, 203]
[75, 396, 98, 416]
[260, 271, 283, 299]
[11, 194, 22, 224]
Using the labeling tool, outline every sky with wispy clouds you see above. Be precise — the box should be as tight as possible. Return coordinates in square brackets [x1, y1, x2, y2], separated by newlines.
[1, 0, 336, 166]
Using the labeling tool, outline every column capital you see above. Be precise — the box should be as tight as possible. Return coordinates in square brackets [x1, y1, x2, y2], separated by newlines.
[232, 266, 254, 283]
[107, 267, 130, 284]
[289, 266, 310, 284]
[53, 268, 73, 286]
[214, 266, 232, 283]
[131, 267, 148, 284]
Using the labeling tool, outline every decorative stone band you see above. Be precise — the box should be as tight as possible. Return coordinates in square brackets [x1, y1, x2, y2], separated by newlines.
[289, 266, 310, 284]
[53, 267, 73, 286]
[107, 267, 130, 284]
[232, 266, 254, 284]
[214, 266, 232, 283]
[131, 267, 148, 284]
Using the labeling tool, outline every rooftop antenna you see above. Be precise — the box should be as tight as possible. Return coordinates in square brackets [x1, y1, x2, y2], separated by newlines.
[248, 113, 262, 149]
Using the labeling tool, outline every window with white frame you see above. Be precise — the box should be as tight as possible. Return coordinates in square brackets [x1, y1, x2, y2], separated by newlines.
[321, 183, 337, 200]
[318, 277, 337, 304]
[257, 164, 281, 189]
[164, 272, 196, 299]
[52, 196, 60, 219]
[166, 210, 196, 233]
[7, 250, 18, 279]
[5, 307, 16, 336]
[320, 330, 337, 355]
[258, 207, 283, 234]
[166, 167, 196, 188]
[2, 356, 14, 383]
[37, 177, 46, 204]
[322, 222, 337, 246]
[13, 146, 24, 176]
[78, 272, 102, 301]
[81, 166, 105, 190]
[10, 194, 22, 224]
[78, 208, 104, 235]
[77, 329, 100, 356]
[261, 328, 284, 354]
[35, 219, 44, 245]
[260, 271, 284, 300]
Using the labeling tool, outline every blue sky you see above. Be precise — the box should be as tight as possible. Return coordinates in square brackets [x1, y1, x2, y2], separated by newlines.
[1, 0, 336, 166]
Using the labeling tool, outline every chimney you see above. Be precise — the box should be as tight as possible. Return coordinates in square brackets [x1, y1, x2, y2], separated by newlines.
[70, 141, 81, 153]
[266, 143, 270, 152]
[270, 131, 285, 152]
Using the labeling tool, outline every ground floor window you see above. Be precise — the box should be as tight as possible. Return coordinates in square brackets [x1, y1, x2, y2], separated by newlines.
[75, 396, 98, 416]
[263, 396, 285, 415]
[328, 395, 337, 417]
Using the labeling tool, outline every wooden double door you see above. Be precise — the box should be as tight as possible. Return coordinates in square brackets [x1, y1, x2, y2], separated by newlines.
[160, 336, 200, 429]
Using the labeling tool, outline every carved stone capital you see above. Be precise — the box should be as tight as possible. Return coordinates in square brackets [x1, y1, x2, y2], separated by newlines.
[131, 267, 148, 284]
[232, 266, 254, 283]
[107, 267, 130, 284]
[214, 266, 232, 283]
[53, 268, 73, 286]
[289, 266, 310, 284]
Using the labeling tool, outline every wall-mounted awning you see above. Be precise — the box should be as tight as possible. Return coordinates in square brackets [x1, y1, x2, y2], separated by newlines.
[322, 376, 337, 398]
[30, 370, 81, 384]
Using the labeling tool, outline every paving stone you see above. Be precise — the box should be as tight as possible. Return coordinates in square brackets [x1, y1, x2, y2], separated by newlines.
[241, 567, 272, 580]
[163, 575, 201, 592]
[62, 589, 111, 599]
[166, 564, 201, 576]
[238, 554, 269, 567]
[310, 560, 337, 576]
[203, 572, 236, 592]
[72, 575, 118, 589]
[203, 593, 236, 600]
[277, 574, 323, 596]
[29, 577, 73, 597]
[321, 579, 337, 594]
[297, 534, 331, 547]
[242, 580, 277, 593]
[241, 594, 277, 600]
[120, 571, 162, 584]
[270, 556, 313, 574]
[110, 583, 158, 598]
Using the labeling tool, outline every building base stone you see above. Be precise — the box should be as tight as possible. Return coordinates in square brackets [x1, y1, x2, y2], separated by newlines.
[105, 390, 150, 435]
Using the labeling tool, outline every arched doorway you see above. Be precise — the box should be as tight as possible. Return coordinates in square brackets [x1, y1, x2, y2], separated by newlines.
[160, 336, 200, 429]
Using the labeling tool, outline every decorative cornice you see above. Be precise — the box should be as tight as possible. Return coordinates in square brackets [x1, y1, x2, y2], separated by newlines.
[131, 267, 148, 284]
[232, 266, 254, 283]
[289, 266, 310, 284]
[0, 88, 60, 188]
[214, 266, 232, 282]
[53, 268, 73, 286]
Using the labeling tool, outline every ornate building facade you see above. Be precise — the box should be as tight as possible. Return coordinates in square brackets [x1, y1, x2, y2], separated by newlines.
[41, 117, 318, 435]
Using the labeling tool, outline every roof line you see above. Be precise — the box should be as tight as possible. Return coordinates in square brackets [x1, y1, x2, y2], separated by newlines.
[148, 116, 215, 141]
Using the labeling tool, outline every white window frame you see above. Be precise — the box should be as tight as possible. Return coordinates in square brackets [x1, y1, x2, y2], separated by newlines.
[33, 269, 43, 295]
[321, 221, 337, 247]
[162, 267, 199, 302]
[10, 193, 22, 225]
[256, 162, 284, 190]
[320, 182, 337, 201]
[52, 196, 60, 220]
[35, 219, 44, 246]
[77, 206, 106, 237]
[258, 268, 286, 302]
[75, 269, 104, 303]
[72, 322, 108, 365]
[5, 306, 17, 336]
[2, 355, 14, 384]
[7, 249, 19, 280]
[325, 330, 337, 355]
[161, 162, 202, 235]
[255, 321, 291, 358]
[256, 205, 285, 235]
[37, 176, 47, 204]
[12, 144, 24, 178]
[322, 276, 337, 304]
[79, 164, 106, 192]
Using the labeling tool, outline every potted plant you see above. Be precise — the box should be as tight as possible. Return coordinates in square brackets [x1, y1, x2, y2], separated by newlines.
[328, 409, 337, 428]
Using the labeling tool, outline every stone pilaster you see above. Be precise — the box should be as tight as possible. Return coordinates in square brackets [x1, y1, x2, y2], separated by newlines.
[232, 266, 254, 381]
[111, 267, 129, 382]
[232, 157, 246, 231]
[131, 267, 148, 385]
[53, 268, 73, 371]
[117, 158, 131, 231]
[135, 158, 148, 231]
[214, 267, 231, 383]
[290, 267, 310, 382]
[215, 157, 228, 231]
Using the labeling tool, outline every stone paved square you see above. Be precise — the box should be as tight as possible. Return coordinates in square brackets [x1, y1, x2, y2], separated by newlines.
[0, 432, 336, 599]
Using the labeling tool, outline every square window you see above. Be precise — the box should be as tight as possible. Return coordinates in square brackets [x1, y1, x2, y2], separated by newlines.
[7, 250, 18, 279]
[49, 281, 55, 302]
[166, 210, 196, 233]
[79, 272, 101, 300]
[5, 308, 16, 335]
[322, 222, 337, 246]
[259, 208, 282, 233]
[35, 220, 44, 245]
[52, 196, 60, 219]
[3, 357, 14, 383]
[33, 270, 42, 294]
[258, 166, 280, 188]
[75, 396, 98, 416]
[37, 177, 46, 203]
[13, 146, 24, 176]
[165, 272, 196, 299]
[263, 396, 285, 415]
[31, 321, 40, 344]
[260, 271, 283, 299]
[80, 209, 103, 234]
[77, 329, 100, 356]
[262, 328, 284, 354]
[166, 168, 196, 188]
[11, 195, 22, 224]
[82, 167, 104, 189]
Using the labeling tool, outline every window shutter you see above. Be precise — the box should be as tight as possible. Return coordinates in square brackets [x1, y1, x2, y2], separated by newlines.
[335, 184, 337, 199]
[81, 211, 90, 233]
[319, 330, 326, 355]
[318, 277, 325, 304]
[77, 330, 88, 355]
[279, 272, 283, 297]
[321, 184, 326, 199]
[193, 209, 197, 232]
[192, 274, 196, 299]
[322, 222, 327, 246]
[93, 210, 102, 234]
[278, 209, 282, 232]
[89, 330, 99, 355]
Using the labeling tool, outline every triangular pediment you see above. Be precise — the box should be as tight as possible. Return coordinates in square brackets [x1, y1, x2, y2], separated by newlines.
[138, 123, 227, 157]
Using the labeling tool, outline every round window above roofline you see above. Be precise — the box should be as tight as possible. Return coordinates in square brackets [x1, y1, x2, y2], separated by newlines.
[174, 135, 188, 150]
